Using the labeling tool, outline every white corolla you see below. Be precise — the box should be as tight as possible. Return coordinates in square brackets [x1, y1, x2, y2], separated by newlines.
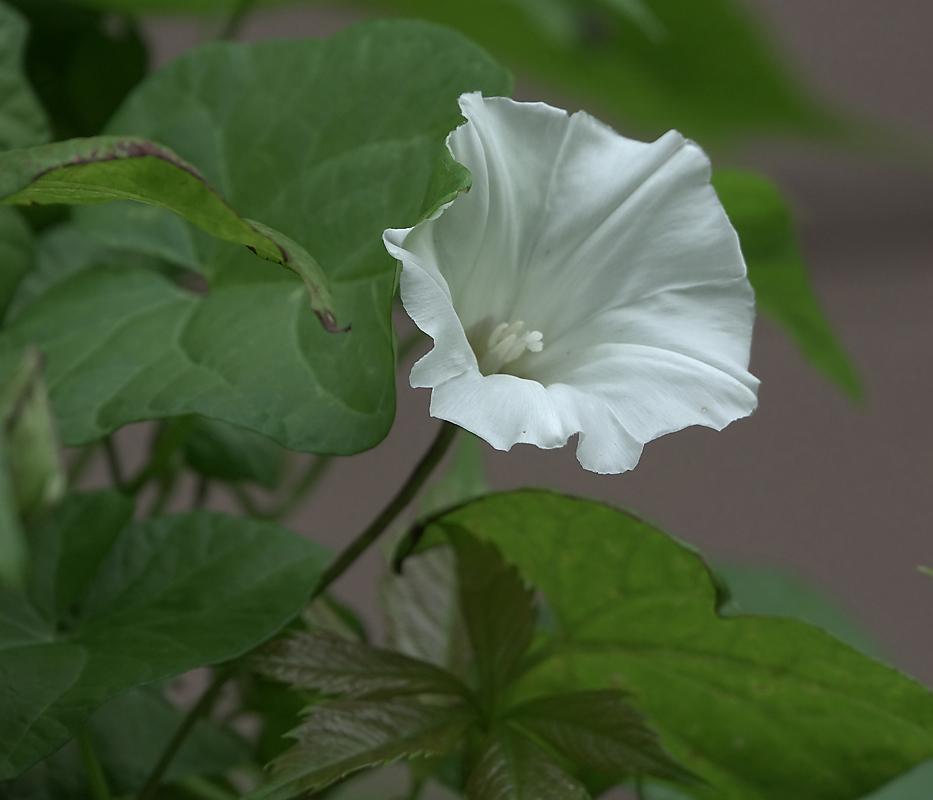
[384, 93, 759, 474]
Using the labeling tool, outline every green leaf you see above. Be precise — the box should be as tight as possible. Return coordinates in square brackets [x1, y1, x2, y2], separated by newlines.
[184, 415, 285, 489]
[713, 169, 862, 399]
[508, 690, 695, 784]
[8, 21, 511, 454]
[0, 498, 331, 779]
[349, 0, 838, 145]
[249, 698, 474, 800]
[0, 136, 339, 329]
[448, 529, 536, 706]
[4, 0, 146, 140]
[418, 491, 933, 800]
[0, 348, 65, 525]
[253, 630, 468, 700]
[0, 685, 250, 799]
[25, 490, 134, 622]
[465, 725, 588, 800]
[382, 545, 472, 679]
[0, 2, 49, 151]
[715, 560, 886, 661]
[0, 433, 25, 587]
[0, 207, 34, 318]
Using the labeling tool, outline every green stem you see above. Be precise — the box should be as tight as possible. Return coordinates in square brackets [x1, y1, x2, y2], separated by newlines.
[178, 776, 238, 800]
[78, 729, 111, 800]
[137, 667, 232, 800]
[193, 475, 211, 509]
[102, 437, 126, 490]
[127, 418, 195, 495]
[269, 455, 330, 520]
[67, 443, 97, 487]
[216, 0, 254, 41]
[148, 467, 181, 517]
[635, 775, 646, 800]
[311, 422, 457, 601]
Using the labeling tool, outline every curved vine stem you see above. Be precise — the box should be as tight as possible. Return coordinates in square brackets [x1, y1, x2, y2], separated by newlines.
[311, 422, 458, 601]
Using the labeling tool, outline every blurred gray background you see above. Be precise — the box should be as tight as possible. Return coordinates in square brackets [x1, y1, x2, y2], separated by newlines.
[122, 1, 933, 685]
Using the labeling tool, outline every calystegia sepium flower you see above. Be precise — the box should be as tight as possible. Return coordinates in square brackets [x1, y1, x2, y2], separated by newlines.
[384, 93, 759, 474]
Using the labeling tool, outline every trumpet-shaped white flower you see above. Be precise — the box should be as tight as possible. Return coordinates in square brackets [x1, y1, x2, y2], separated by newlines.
[384, 93, 758, 474]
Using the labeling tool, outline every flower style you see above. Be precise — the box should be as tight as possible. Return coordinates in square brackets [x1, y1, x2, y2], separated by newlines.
[384, 93, 759, 474]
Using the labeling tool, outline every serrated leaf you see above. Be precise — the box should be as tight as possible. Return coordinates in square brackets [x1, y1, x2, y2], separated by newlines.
[466, 725, 589, 800]
[6, 21, 510, 454]
[254, 630, 468, 700]
[0, 207, 34, 319]
[0, 136, 339, 329]
[418, 492, 933, 800]
[713, 169, 862, 399]
[508, 690, 695, 784]
[249, 698, 474, 800]
[382, 545, 472, 678]
[0, 2, 49, 151]
[0, 499, 331, 779]
[184, 415, 285, 489]
[447, 528, 536, 706]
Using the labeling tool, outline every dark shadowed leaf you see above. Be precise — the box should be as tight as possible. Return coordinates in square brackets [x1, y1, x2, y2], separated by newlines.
[4, 0, 146, 140]
[249, 698, 474, 800]
[714, 169, 861, 399]
[0, 499, 330, 779]
[184, 415, 286, 489]
[448, 529, 536, 706]
[254, 630, 468, 700]
[418, 491, 933, 800]
[466, 725, 588, 800]
[0, 207, 34, 318]
[0, 685, 250, 799]
[508, 690, 695, 784]
[0, 2, 49, 151]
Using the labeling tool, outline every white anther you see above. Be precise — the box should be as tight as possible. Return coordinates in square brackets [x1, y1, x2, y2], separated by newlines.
[478, 320, 545, 375]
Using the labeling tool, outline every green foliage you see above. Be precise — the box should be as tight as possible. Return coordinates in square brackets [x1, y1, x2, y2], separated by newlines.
[4, 0, 146, 140]
[248, 698, 474, 800]
[1, 21, 511, 454]
[184, 416, 286, 489]
[1, 685, 250, 799]
[0, 2, 49, 151]
[0, 207, 34, 318]
[0, 135, 338, 328]
[409, 491, 933, 800]
[467, 726, 589, 800]
[714, 169, 862, 399]
[255, 630, 469, 700]
[0, 491, 330, 779]
[0, 348, 65, 525]
[448, 529, 536, 707]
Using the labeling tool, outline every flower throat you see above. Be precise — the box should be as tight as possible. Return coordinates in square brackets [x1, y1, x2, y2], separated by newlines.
[478, 320, 544, 375]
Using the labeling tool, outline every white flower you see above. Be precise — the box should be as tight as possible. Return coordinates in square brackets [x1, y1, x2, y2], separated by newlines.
[384, 93, 758, 474]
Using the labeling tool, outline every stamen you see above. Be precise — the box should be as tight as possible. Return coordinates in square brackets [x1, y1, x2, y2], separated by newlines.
[478, 320, 545, 375]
